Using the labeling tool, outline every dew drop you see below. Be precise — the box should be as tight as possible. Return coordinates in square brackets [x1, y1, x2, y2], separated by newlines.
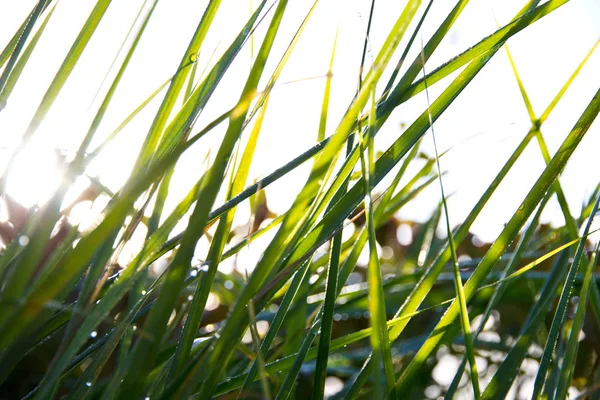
[18, 235, 29, 246]
[132, 325, 137, 331]
[190, 269, 198, 278]
[199, 264, 209, 272]
[187, 295, 193, 301]
[90, 331, 98, 338]
[141, 290, 147, 296]
[85, 382, 92, 387]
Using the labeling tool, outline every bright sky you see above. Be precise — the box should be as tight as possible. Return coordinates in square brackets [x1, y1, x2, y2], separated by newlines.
[0, 0, 599, 244]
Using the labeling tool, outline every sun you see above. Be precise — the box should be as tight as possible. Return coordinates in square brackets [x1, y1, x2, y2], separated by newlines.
[3, 143, 63, 209]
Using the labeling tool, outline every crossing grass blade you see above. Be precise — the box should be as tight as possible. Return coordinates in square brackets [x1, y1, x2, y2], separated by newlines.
[212, 228, 598, 395]
[531, 194, 600, 399]
[394, 86, 600, 397]
[555, 244, 599, 399]
[1, 0, 598, 398]
[0, 1, 57, 107]
[420, 41, 480, 399]
[1, 0, 113, 190]
[0, 0, 51, 102]
[444, 35, 600, 399]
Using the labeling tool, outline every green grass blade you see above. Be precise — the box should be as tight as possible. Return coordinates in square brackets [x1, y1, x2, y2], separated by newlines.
[481, 251, 572, 399]
[383, 0, 469, 106]
[420, 42, 480, 398]
[0, 0, 50, 100]
[194, 1, 421, 396]
[171, 95, 269, 378]
[312, 29, 342, 399]
[555, 244, 599, 399]
[531, 193, 600, 399]
[214, 233, 595, 396]
[445, 189, 553, 399]
[361, 88, 397, 399]
[133, 0, 223, 169]
[238, 261, 311, 397]
[445, 36, 600, 400]
[378, 0, 563, 121]
[1, 0, 113, 190]
[0, 8, 33, 72]
[395, 86, 600, 397]
[0, 1, 57, 107]
[381, 0, 435, 100]
[119, 0, 291, 397]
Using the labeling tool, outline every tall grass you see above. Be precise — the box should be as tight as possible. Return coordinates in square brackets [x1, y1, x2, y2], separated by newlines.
[0, 0, 599, 399]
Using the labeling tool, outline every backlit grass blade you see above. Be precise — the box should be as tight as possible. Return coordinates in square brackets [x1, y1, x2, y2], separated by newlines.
[213, 232, 596, 395]
[420, 41, 480, 398]
[144, 0, 266, 233]
[381, 0, 435, 100]
[312, 28, 342, 399]
[0, 0, 50, 100]
[171, 95, 269, 378]
[152, 1, 267, 161]
[238, 261, 311, 397]
[445, 188, 553, 399]
[531, 193, 600, 399]
[119, 1, 291, 397]
[378, 0, 562, 121]
[17, 5, 267, 387]
[0, 8, 34, 72]
[445, 36, 600, 398]
[1, 0, 113, 191]
[194, 1, 421, 396]
[0, 1, 57, 107]
[555, 244, 599, 399]
[157, 0, 560, 248]
[395, 87, 600, 397]
[0, 0, 158, 344]
[382, 0, 470, 107]
[539, 39, 600, 125]
[360, 89, 397, 399]
[133, 0, 223, 169]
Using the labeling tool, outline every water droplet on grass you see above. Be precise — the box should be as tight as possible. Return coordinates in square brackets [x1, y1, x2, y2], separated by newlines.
[18, 235, 29, 246]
